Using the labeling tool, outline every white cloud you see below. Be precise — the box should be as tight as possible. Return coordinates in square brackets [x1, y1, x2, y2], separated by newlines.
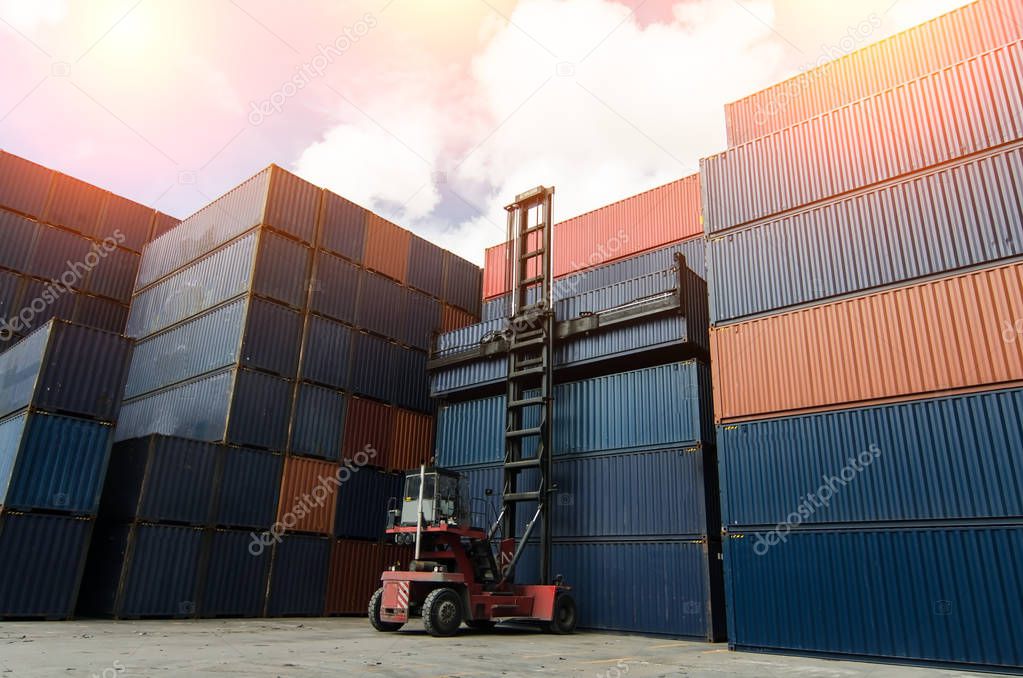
[0, 0, 68, 32]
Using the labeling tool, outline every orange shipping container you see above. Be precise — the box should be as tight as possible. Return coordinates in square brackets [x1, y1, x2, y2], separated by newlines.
[482, 174, 702, 298]
[440, 304, 478, 333]
[364, 212, 411, 283]
[325, 539, 412, 615]
[341, 397, 394, 469]
[390, 408, 434, 471]
[711, 260, 1023, 422]
[277, 457, 339, 535]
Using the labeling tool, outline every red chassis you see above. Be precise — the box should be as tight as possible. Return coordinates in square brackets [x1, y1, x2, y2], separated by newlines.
[369, 524, 576, 636]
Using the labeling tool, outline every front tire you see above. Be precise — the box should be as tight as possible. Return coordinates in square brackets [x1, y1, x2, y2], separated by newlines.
[369, 588, 402, 632]
[547, 592, 577, 634]
[422, 587, 463, 637]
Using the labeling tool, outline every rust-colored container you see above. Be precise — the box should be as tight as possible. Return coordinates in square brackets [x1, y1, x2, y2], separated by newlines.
[43, 172, 105, 238]
[390, 408, 434, 472]
[325, 539, 412, 615]
[98, 193, 158, 254]
[711, 260, 1023, 422]
[363, 213, 411, 284]
[150, 212, 179, 241]
[341, 397, 394, 469]
[440, 304, 478, 333]
[482, 175, 702, 298]
[276, 456, 339, 535]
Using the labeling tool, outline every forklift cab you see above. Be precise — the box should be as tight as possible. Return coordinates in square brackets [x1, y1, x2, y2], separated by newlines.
[389, 467, 469, 528]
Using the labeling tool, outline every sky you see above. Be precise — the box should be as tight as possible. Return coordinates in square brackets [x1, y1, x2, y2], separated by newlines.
[0, 0, 972, 264]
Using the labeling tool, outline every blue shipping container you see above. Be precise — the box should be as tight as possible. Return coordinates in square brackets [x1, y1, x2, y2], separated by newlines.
[266, 534, 330, 616]
[213, 447, 283, 529]
[407, 235, 446, 300]
[443, 253, 481, 316]
[724, 525, 1023, 668]
[356, 271, 407, 340]
[300, 313, 352, 391]
[319, 191, 366, 263]
[199, 529, 272, 618]
[334, 467, 403, 540]
[310, 250, 361, 325]
[289, 383, 346, 460]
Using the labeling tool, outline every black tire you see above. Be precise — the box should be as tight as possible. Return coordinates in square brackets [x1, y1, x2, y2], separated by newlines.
[368, 588, 403, 632]
[465, 619, 497, 631]
[422, 587, 463, 637]
[547, 592, 577, 634]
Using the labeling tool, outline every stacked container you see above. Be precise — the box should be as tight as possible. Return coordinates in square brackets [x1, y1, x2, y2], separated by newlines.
[703, 0, 1023, 668]
[0, 150, 175, 350]
[0, 320, 131, 618]
[104, 165, 480, 617]
[431, 179, 725, 638]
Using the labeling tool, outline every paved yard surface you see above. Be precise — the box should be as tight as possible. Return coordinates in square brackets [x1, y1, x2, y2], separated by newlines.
[0, 618, 1002, 677]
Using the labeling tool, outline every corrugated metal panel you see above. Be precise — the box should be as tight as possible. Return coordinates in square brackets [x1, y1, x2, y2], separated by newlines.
[709, 142, 1023, 322]
[213, 447, 283, 529]
[554, 315, 694, 368]
[150, 212, 178, 240]
[0, 412, 112, 514]
[81, 246, 139, 303]
[435, 318, 504, 356]
[440, 303, 478, 332]
[325, 540, 411, 615]
[0, 151, 53, 219]
[98, 193, 155, 254]
[225, 369, 294, 451]
[266, 534, 330, 616]
[711, 259, 1023, 422]
[309, 250, 361, 325]
[350, 333, 398, 403]
[70, 294, 129, 335]
[252, 230, 313, 310]
[483, 175, 702, 298]
[318, 190, 366, 262]
[299, 314, 352, 390]
[407, 235, 446, 299]
[136, 168, 271, 289]
[401, 289, 439, 350]
[289, 383, 346, 461]
[113, 523, 204, 618]
[430, 357, 505, 398]
[724, 525, 1023, 667]
[725, 0, 1023, 146]
[0, 320, 131, 422]
[363, 212, 410, 283]
[26, 220, 91, 280]
[341, 397, 394, 469]
[333, 468, 402, 540]
[0, 270, 24, 327]
[0, 512, 92, 618]
[0, 209, 38, 271]
[17, 277, 75, 329]
[436, 395, 506, 468]
[356, 271, 407, 339]
[263, 165, 319, 245]
[126, 230, 257, 339]
[393, 346, 431, 413]
[239, 297, 303, 378]
[42, 172, 104, 237]
[101, 436, 219, 525]
[198, 528, 272, 617]
[703, 40, 1023, 234]
[443, 251, 482, 315]
[719, 386, 1023, 527]
[390, 408, 432, 471]
[277, 456, 338, 535]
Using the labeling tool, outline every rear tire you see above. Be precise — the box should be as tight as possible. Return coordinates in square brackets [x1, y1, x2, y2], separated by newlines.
[422, 587, 463, 637]
[547, 592, 577, 634]
[369, 588, 402, 632]
[466, 619, 497, 631]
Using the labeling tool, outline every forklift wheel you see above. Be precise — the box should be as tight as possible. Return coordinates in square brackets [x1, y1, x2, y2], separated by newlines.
[547, 592, 577, 634]
[368, 588, 403, 632]
[422, 588, 463, 637]
[465, 619, 497, 631]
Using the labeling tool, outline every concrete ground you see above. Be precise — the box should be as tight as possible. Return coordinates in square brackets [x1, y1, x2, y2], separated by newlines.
[0, 618, 1005, 677]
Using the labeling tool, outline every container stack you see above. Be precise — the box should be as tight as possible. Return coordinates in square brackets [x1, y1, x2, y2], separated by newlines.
[0, 150, 175, 352]
[97, 164, 479, 618]
[0, 320, 132, 619]
[703, 0, 1023, 669]
[430, 178, 725, 639]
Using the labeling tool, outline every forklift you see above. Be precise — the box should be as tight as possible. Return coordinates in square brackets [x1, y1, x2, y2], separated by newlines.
[368, 186, 577, 636]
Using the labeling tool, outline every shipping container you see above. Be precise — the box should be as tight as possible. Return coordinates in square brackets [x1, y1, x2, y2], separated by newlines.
[393, 346, 431, 413]
[440, 303, 478, 333]
[443, 251, 483, 315]
[333, 468, 402, 540]
[702, 40, 1023, 234]
[0, 270, 24, 325]
[309, 249, 361, 325]
[100, 436, 219, 525]
[0, 151, 53, 219]
[70, 293, 129, 335]
[115, 367, 294, 451]
[435, 396, 504, 468]
[723, 525, 1023, 668]
[0, 209, 37, 272]
[483, 175, 702, 298]
[198, 528, 271, 618]
[724, 0, 1023, 146]
[277, 456, 338, 535]
[150, 212, 178, 240]
[341, 397, 393, 469]
[98, 192, 157, 254]
[289, 383, 346, 461]
[265, 533, 330, 616]
[42, 172, 104, 237]
[80, 522, 204, 618]
[407, 235, 446, 300]
[212, 447, 283, 530]
[0, 319, 131, 422]
[299, 313, 352, 390]
[81, 245, 139, 304]
[709, 142, 1023, 322]
[125, 296, 302, 399]
[718, 385, 1023, 527]
[318, 190, 366, 263]
[356, 271, 407, 339]
[711, 259, 1023, 422]
[136, 166, 319, 289]
[23, 218, 92, 282]
[401, 288, 440, 350]
[325, 539, 411, 615]
[0, 412, 113, 514]
[389, 408, 433, 472]
[363, 212, 411, 283]
[16, 277, 75, 331]
[0, 511, 93, 619]
[349, 332, 398, 403]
